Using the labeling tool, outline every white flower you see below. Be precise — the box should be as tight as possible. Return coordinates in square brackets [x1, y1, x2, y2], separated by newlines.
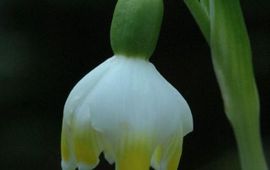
[61, 55, 193, 170]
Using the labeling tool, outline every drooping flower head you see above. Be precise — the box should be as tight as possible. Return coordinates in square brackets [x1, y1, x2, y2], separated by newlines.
[61, 0, 193, 170]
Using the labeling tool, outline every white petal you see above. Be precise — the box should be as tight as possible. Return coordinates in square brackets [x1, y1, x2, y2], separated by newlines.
[87, 55, 193, 152]
[61, 55, 193, 170]
[61, 57, 115, 169]
[63, 57, 114, 125]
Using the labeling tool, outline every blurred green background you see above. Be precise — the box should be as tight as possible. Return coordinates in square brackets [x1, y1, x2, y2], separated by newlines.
[0, 0, 269, 169]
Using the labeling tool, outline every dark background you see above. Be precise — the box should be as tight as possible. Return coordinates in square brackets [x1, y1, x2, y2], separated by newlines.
[0, 0, 269, 169]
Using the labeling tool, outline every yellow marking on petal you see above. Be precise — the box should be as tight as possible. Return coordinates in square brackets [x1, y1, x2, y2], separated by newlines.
[73, 124, 100, 165]
[151, 145, 162, 169]
[116, 136, 152, 170]
[151, 136, 183, 170]
[61, 127, 71, 161]
[117, 146, 150, 170]
[166, 143, 181, 170]
[164, 137, 183, 170]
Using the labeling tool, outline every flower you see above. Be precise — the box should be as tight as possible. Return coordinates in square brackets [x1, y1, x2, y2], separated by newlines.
[61, 55, 193, 170]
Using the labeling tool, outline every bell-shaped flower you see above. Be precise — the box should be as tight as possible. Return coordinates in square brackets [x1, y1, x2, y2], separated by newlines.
[61, 55, 193, 170]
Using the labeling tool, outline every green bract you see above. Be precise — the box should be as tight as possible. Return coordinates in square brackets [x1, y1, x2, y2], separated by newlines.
[110, 0, 163, 59]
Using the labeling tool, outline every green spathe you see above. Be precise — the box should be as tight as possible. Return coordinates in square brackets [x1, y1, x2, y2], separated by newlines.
[110, 0, 163, 59]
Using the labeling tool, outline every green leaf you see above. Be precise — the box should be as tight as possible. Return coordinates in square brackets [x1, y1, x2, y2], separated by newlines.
[200, 0, 210, 16]
[184, 0, 210, 44]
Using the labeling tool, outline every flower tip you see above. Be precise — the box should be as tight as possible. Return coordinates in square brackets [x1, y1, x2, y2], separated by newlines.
[61, 160, 76, 170]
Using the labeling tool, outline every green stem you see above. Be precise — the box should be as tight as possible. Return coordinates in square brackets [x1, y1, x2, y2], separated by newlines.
[184, 0, 210, 44]
[184, 0, 268, 169]
[233, 120, 268, 170]
[209, 0, 268, 169]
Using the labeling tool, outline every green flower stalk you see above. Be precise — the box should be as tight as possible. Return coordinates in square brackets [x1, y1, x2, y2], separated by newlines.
[61, 0, 193, 170]
[184, 0, 268, 169]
